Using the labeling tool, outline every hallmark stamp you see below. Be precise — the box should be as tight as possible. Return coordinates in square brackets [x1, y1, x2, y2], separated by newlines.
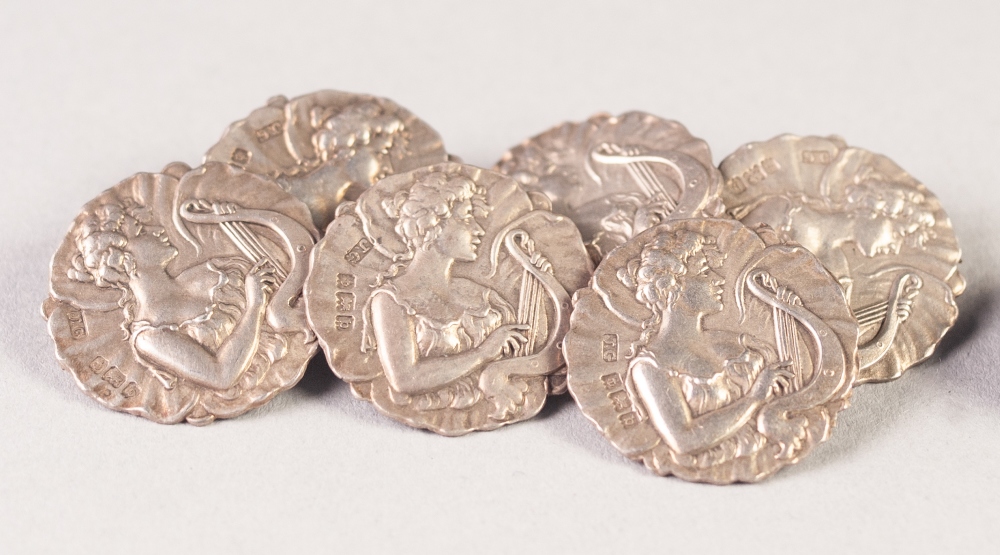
[601, 373, 623, 389]
[344, 238, 374, 265]
[335, 292, 356, 312]
[66, 308, 87, 339]
[336, 273, 356, 288]
[89, 356, 109, 373]
[334, 314, 354, 331]
[608, 389, 631, 412]
[254, 121, 283, 143]
[93, 383, 113, 399]
[231, 148, 251, 165]
[725, 157, 780, 193]
[802, 150, 832, 165]
[601, 333, 619, 362]
[103, 368, 126, 388]
[121, 383, 140, 399]
[599, 372, 641, 428]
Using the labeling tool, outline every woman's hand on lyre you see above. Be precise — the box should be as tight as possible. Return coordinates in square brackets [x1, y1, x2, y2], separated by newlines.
[478, 324, 530, 421]
[749, 360, 794, 401]
[244, 259, 278, 310]
[480, 324, 530, 361]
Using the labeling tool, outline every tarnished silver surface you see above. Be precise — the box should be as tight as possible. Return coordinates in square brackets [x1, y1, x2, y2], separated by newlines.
[495, 112, 725, 261]
[306, 162, 593, 435]
[565, 219, 858, 483]
[43, 162, 319, 425]
[719, 135, 962, 384]
[205, 90, 448, 230]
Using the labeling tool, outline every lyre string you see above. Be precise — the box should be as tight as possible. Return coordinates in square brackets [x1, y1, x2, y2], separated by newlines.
[213, 205, 289, 282]
[854, 300, 890, 328]
[526, 273, 541, 354]
[772, 285, 804, 393]
[606, 144, 679, 212]
[513, 238, 544, 358]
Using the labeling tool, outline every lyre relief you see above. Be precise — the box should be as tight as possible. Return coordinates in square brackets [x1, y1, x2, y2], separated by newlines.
[590, 143, 680, 210]
[179, 198, 316, 336]
[588, 142, 714, 219]
[746, 270, 807, 394]
[855, 273, 922, 370]
[743, 267, 850, 460]
[487, 213, 572, 371]
[510, 231, 553, 357]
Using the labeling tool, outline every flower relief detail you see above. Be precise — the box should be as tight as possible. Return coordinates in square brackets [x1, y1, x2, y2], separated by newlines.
[67, 199, 287, 393]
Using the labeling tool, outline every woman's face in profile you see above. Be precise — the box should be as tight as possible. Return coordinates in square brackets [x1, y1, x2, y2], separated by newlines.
[433, 199, 484, 262]
[673, 253, 725, 316]
[128, 224, 178, 270]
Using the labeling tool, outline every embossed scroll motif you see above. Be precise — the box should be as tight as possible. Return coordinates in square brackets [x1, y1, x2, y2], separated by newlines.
[205, 90, 449, 230]
[305, 163, 593, 435]
[719, 135, 963, 383]
[43, 163, 319, 425]
[565, 219, 859, 483]
[495, 111, 725, 261]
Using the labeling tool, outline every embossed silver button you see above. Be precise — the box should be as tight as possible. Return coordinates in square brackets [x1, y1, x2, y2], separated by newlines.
[305, 162, 593, 435]
[565, 218, 859, 483]
[495, 112, 725, 261]
[43, 162, 319, 425]
[719, 135, 963, 383]
[205, 90, 449, 231]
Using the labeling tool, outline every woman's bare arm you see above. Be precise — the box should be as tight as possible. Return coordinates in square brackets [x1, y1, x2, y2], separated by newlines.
[630, 359, 764, 455]
[133, 302, 266, 390]
[371, 291, 497, 395]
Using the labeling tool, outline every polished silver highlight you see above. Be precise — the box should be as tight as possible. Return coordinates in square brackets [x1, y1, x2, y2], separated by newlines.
[565, 219, 858, 483]
[306, 163, 592, 435]
[496, 112, 724, 261]
[719, 135, 962, 383]
[43, 162, 319, 425]
[205, 90, 448, 230]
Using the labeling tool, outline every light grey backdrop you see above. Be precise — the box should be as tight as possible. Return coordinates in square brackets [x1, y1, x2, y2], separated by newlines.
[1, 1, 997, 553]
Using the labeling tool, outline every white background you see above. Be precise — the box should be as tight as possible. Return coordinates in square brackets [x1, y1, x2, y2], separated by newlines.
[1, 1, 998, 553]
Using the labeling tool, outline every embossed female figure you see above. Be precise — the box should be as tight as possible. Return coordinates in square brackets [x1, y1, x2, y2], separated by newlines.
[720, 136, 962, 383]
[734, 176, 934, 298]
[566, 219, 855, 482]
[734, 176, 932, 371]
[308, 163, 590, 435]
[362, 172, 536, 418]
[67, 202, 283, 392]
[617, 229, 796, 468]
[45, 164, 318, 424]
[204, 91, 449, 230]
